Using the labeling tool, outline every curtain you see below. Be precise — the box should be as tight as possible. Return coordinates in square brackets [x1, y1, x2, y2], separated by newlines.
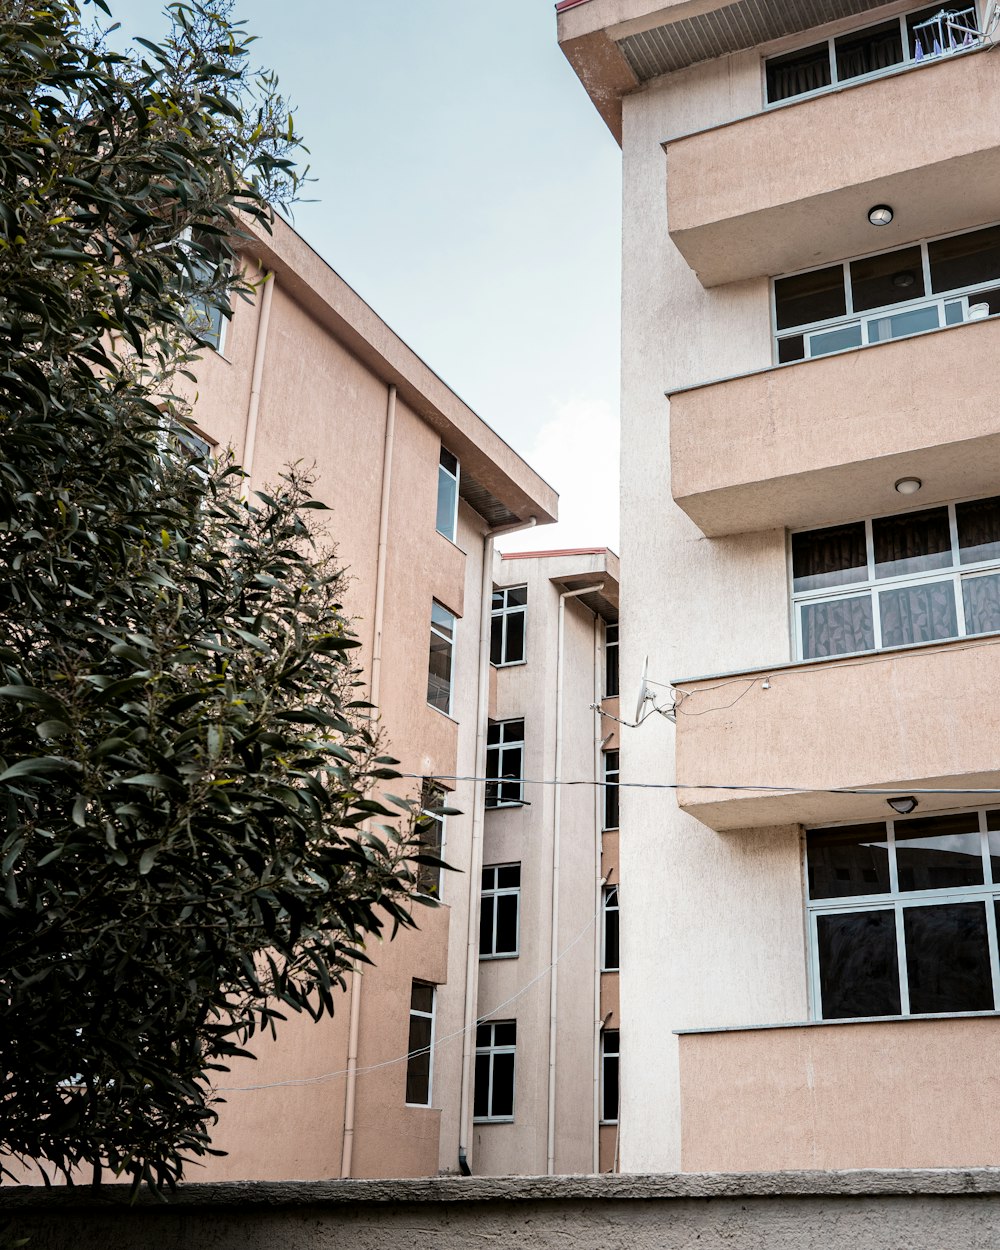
[793, 522, 866, 592]
[957, 496, 1000, 564]
[963, 573, 1000, 636]
[801, 595, 874, 658]
[879, 581, 958, 647]
[873, 507, 951, 578]
[836, 29, 902, 80]
[768, 50, 830, 101]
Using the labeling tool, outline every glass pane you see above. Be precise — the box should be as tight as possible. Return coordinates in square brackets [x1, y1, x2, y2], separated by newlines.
[475, 1023, 491, 1047]
[439, 447, 458, 476]
[410, 982, 434, 1013]
[490, 1053, 515, 1117]
[878, 580, 958, 648]
[506, 586, 527, 607]
[817, 910, 901, 1019]
[502, 720, 524, 744]
[493, 1021, 516, 1047]
[807, 322, 862, 357]
[487, 724, 501, 746]
[497, 864, 520, 888]
[792, 522, 868, 592]
[944, 299, 965, 324]
[873, 507, 952, 579]
[807, 823, 890, 899]
[987, 811, 1000, 882]
[930, 224, 1000, 292]
[800, 595, 874, 658]
[604, 904, 620, 970]
[957, 496, 1000, 565]
[963, 572, 1000, 636]
[866, 302, 941, 343]
[492, 590, 505, 611]
[473, 1053, 490, 1117]
[495, 894, 518, 954]
[850, 246, 925, 312]
[504, 609, 525, 664]
[604, 775, 619, 829]
[602, 1048, 620, 1122]
[490, 614, 503, 665]
[765, 43, 831, 103]
[406, 1011, 432, 1104]
[905, 902, 993, 1013]
[894, 812, 984, 892]
[479, 896, 495, 955]
[431, 601, 455, 636]
[777, 334, 805, 363]
[835, 20, 903, 79]
[436, 465, 457, 541]
[427, 631, 452, 712]
[774, 265, 845, 330]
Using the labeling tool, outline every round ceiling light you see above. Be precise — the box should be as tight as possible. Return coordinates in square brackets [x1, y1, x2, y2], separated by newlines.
[895, 477, 922, 495]
[892, 271, 916, 289]
[868, 204, 894, 226]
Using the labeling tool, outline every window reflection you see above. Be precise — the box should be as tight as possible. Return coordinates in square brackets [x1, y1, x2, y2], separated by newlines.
[817, 910, 900, 1019]
[807, 824, 890, 899]
[904, 903, 992, 1014]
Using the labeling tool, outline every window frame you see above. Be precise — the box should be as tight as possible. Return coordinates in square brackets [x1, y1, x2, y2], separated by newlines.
[602, 884, 620, 973]
[485, 718, 525, 809]
[473, 1020, 517, 1123]
[600, 1028, 620, 1125]
[603, 750, 620, 831]
[417, 779, 447, 900]
[491, 585, 528, 667]
[405, 981, 436, 1108]
[426, 600, 456, 716]
[604, 622, 619, 698]
[436, 446, 460, 543]
[771, 220, 1000, 366]
[790, 492, 1000, 662]
[480, 863, 521, 960]
[806, 807, 1000, 1021]
[762, 2, 981, 109]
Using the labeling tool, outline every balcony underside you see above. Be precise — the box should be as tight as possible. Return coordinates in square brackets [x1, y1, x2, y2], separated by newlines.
[669, 315, 1000, 538]
[666, 51, 1000, 287]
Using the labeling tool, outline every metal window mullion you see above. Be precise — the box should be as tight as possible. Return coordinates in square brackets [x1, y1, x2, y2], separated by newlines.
[983, 809, 994, 885]
[844, 261, 853, 315]
[895, 901, 910, 1016]
[954, 569, 968, 637]
[808, 907, 823, 1019]
[921, 240, 934, 295]
[887, 820, 899, 894]
[985, 889, 1000, 1009]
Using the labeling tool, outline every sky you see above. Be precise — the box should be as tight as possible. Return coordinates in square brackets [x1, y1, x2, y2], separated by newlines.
[119, 1, 623, 553]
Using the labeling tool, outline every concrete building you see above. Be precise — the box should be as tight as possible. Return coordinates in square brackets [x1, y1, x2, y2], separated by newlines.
[558, 0, 1000, 1173]
[474, 548, 620, 1175]
[183, 212, 558, 1180]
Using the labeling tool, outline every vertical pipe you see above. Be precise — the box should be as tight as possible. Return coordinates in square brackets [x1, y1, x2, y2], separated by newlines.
[592, 614, 603, 1174]
[340, 384, 397, 1179]
[241, 269, 275, 490]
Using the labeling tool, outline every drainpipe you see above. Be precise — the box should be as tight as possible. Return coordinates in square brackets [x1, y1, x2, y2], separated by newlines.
[241, 269, 275, 490]
[547, 582, 604, 1177]
[592, 614, 604, 1174]
[340, 384, 397, 1179]
[458, 514, 537, 1177]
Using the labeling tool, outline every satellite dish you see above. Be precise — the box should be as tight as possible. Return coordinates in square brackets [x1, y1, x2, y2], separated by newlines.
[634, 655, 653, 723]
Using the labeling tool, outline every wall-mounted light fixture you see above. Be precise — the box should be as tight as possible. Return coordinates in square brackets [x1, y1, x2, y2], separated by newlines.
[887, 795, 918, 815]
[868, 204, 894, 226]
[894, 477, 922, 495]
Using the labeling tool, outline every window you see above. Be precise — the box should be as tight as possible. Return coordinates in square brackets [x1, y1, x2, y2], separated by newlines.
[603, 750, 619, 831]
[792, 494, 1000, 660]
[486, 719, 524, 808]
[417, 779, 447, 898]
[773, 223, 1000, 364]
[764, 4, 979, 104]
[600, 1029, 620, 1124]
[490, 585, 527, 666]
[180, 235, 229, 353]
[427, 601, 455, 715]
[604, 622, 619, 697]
[436, 447, 459, 542]
[806, 809, 1000, 1020]
[405, 981, 435, 1106]
[602, 885, 619, 972]
[473, 1020, 516, 1121]
[480, 864, 520, 959]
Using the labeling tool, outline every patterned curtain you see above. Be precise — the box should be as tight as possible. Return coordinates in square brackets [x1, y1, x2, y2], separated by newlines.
[873, 508, 951, 578]
[801, 596, 874, 658]
[836, 29, 902, 80]
[879, 581, 958, 647]
[963, 574, 1000, 636]
[768, 51, 830, 102]
[957, 496, 1000, 564]
[793, 522, 867, 592]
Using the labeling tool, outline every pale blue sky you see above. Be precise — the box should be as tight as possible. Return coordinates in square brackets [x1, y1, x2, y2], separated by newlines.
[119, 1, 622, 548]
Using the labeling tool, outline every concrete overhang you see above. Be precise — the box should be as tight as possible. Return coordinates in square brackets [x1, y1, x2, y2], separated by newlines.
[239, 213, 558, 531]
[665, 49, 1000, 287]
[669, 315, 1000, 538]
[502, 546, 620, 620]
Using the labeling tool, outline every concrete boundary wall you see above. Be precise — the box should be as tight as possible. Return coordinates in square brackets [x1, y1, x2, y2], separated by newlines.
[4, 1170, 1000, 1249]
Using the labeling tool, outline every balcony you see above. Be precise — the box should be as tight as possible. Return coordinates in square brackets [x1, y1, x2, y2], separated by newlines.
[669, 314, 1000, 538]
[665, 50, 1000, 287]
[672, 634, 1000, 832]
[678, 1015, 1000, 1171]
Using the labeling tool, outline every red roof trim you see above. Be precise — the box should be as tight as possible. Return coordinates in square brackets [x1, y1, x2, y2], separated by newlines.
[502, 547, 610, 560]
[555, 0, 592, 10]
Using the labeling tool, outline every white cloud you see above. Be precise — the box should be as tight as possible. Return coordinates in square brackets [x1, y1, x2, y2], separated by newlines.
[498, 397, 619, 556]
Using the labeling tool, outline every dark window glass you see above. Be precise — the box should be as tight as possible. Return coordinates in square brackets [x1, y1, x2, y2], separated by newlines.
[495, 893, 519, 954]
[792, 522, 867, 592]
[506, 587, 527, 607]
[411, 981, 433, 1014]
[498, 865, 520, 888]
[475, 1023, 491, 1047]
[777, 334, 805, 363]
[478, 895, 495, 956]
[905, 902, 993, 1014]
[835, 20, 903, 80]
[486, 721, 524, 807]
[850, 246, 925, 312]
[765, 42, 831, 102]
[601, 1031, 620, 1122]
[774, 265, 845, 331]
[605, 623, 619, 697]
[879, 579, 958, 648]
[487, 723, 501, 746]
[440, 448, 458, 476]
[929, 225, 1000, 293]
[603, 886, 620, 971]
[490, 1053, 515, 1118]
[473, 1052, 490, 1118]
[416, 787, 444, 897]
[490, 614, 504, 665]
[405, 982, 433, 1105]
[894, 812, 984, 892]
[873, 507, 951, 579]
[817, 910, 901, 1019]
[986, 811, 1000, 883]
[800, 595, 874, 659]
[494, 1021, 516, 1047]
[807, 824, 890, 899]
[504, 608, 525, 664]
[957, 496, 1000, 565]
[604, 750, 619, 830]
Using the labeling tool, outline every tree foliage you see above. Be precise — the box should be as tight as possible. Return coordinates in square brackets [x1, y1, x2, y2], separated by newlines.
[0, 0, 440, 1189]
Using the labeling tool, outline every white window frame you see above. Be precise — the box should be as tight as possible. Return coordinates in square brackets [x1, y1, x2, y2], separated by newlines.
[604, 622, 619, 697]
[491, 585, 527, 667]
[603, 750, 620, 831]
[771, 220, 1000, 366]
[473, 1020, 516, 1123]
[601, 884, 620, 972]
[486, 719, 525, 808]
[806, 807, 1000, 1021]
[480, 863, 521, 960]
[426, 601, 456, 716]
[418, 780, 447, 901]
[436, 446, 460, 543]
[790, 492, 1000, 662]
[762, 2, 981, 110]
[600, 1028, 620, 1125]
[405, 981, 436, 1108]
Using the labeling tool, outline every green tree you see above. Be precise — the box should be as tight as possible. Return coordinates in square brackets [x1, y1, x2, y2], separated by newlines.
[0, 0, 441, 1189]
